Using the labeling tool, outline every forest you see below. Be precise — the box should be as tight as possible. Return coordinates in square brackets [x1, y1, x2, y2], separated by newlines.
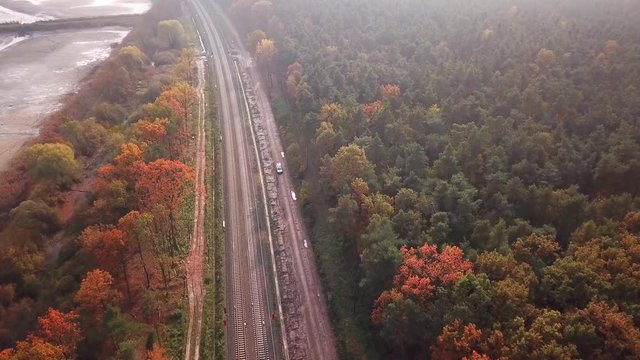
[0, 0, 205, 358]
[223, 0, 640, 358]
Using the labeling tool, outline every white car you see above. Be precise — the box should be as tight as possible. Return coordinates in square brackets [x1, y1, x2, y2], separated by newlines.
[276, 162, 283, 174]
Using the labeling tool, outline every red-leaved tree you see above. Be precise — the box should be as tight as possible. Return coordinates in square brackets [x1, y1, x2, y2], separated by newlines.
[372, 243, 472, 323]
[135, 159, 193, 254]
[79, 226, 132, 304]
[74, 269, 121, 321]
[37, 308, 82, 358]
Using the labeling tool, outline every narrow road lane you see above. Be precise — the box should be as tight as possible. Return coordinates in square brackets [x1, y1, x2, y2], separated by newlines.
[211, 4, 338, 360]
[190, 1, 278, 359]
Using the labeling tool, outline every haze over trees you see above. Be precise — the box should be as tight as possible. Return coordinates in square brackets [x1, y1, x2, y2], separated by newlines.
[225, 0, 640, 358]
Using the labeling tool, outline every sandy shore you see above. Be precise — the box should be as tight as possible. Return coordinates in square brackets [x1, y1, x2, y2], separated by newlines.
[0, 27, 129, 170]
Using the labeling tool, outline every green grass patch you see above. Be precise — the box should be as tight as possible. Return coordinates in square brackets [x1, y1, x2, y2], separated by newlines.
[200, 77, 216, 359]
[199, 72, 227, 360]
[164, 303, 188, 358]
[211, 79, 227, 360]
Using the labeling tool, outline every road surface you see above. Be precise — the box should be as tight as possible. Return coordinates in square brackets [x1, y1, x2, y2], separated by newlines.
[191, 1, 337, 359]
[212, 3, 337, 360]
[190, 1, 278, 359]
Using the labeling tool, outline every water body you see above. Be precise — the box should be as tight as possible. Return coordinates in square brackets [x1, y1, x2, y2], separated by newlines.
[0, 0, 150, 23]
[0, 0, 150, 170]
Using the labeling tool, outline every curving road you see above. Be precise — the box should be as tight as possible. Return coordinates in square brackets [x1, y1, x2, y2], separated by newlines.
[190, 1, 278, 359]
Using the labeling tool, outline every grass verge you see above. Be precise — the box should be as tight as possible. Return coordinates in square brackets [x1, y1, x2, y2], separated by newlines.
[199, 72, 227, 360]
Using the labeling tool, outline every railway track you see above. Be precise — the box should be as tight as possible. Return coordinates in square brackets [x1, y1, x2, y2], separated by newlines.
[231, 236, 246, 359]
[189, 0, 278, 359]
[210, 3, 338, 359]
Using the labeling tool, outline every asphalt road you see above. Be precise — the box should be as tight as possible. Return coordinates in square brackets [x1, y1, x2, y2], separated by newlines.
[211, 4, 338, 360]
[190, 1, 277, 359]
[191, 1, 337, 359]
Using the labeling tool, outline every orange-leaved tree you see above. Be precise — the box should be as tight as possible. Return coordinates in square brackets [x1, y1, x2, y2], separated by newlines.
[371, 243, 472, 354]
[117, 211, 151, 289]
[91, 143, 145, 218]
[74, 269, 121, 321]
[132, 118, 168, 146]
[380, 84, 401, 101]
[113, 143, 145, 180]
[37, 308, 82, 359]
[147, 343, 170, 360]
[373, 244, 472, 320]
[8, 335, 65, 360]
[362, 100, 383, 121]
[156, 82, 197, 136]
[79, 226, 132, 304]
[431, 320, 508, 360]
[135, 159, 194, 254]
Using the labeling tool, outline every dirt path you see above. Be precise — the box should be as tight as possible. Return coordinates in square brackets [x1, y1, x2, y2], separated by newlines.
[184, 58, 207, 360]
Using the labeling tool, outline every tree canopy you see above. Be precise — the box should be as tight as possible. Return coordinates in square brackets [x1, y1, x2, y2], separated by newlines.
[225, 0, 640, 357]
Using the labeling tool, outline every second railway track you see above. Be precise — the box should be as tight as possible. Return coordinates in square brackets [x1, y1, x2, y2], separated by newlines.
[189, 0, 278, 359]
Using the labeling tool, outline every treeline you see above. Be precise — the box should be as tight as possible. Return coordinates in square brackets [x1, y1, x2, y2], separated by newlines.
[223, 0, 640, 358]
[0, 0, 202, 358]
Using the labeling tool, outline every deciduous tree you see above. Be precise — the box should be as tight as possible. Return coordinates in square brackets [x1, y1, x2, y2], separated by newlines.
[330, 144, 372, 192]
[536, 48, 556, 68]
[246, 30, 267, 54]
[373, 243, 472, 321]
[156, 82, 197, 135]
[147, 344, 169, 360]
[37, 308, 82, 358]
[10, 200, 60, 237]
[79, 226, 132, 303]
[173, 48, 198, 83]
[431, 320, 501, 360]
[380, 84, 401, 101]
[74, 269, 120, 320]
[256, 38, 277, 64]
[135, 159, 194, 252]
[12, 336, 64, 360]
[157, 20, 186, 50]
[132, 118, 168, 146]
[25, 143, 80, 188]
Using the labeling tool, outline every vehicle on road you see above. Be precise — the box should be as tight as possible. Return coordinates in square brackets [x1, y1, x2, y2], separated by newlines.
[276, 162, 283, 174]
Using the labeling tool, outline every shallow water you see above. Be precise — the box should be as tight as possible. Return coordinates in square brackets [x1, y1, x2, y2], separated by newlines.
[0, 0, 150, 23]
[0, 0, 150, 170]
[0, 27, 129, 169]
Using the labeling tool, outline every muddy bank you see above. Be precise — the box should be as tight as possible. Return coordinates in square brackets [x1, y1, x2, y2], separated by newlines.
[0, 27, 128, 170]
[0, 0, 151, 171]
[0, 0, 150, 23]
